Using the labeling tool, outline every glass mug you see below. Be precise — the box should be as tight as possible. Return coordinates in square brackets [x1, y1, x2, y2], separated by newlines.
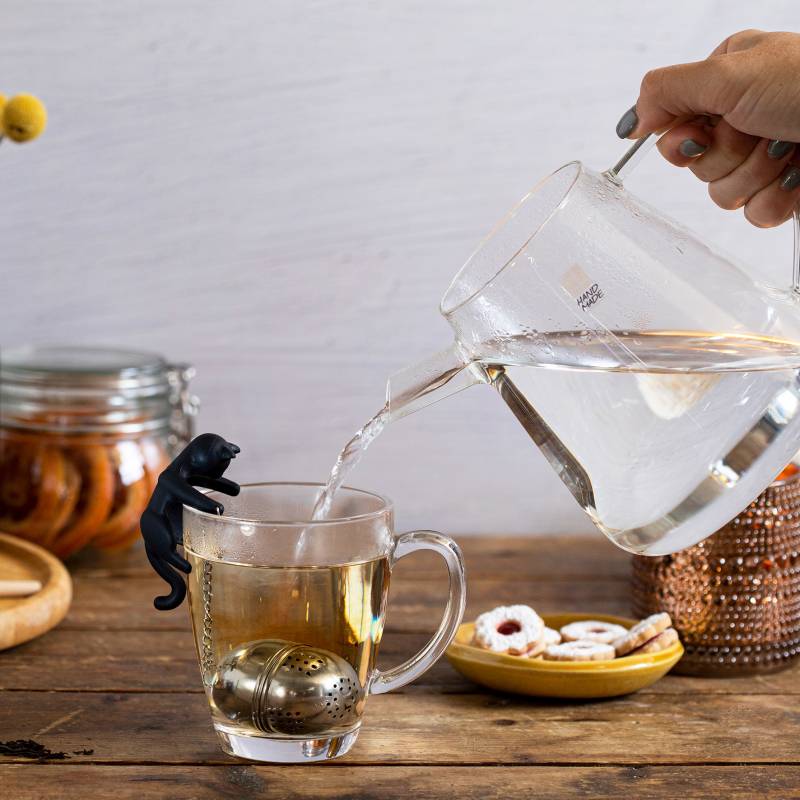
[183, 482, 466, 763]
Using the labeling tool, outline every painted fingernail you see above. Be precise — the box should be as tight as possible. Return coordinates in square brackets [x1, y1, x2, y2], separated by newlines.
[780, 166, 800, 191]
[768, 140, 794, 159]
[616, 105, 638, 139]
[679, 139, 707, 157]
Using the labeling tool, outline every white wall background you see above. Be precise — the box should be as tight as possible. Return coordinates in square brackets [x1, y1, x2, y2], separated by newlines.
[2, 1, 798, 535]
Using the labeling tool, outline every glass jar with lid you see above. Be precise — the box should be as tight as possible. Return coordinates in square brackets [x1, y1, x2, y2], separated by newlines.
[0, 346, 197, 558]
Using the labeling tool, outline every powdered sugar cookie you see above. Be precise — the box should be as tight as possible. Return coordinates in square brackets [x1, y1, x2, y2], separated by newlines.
[629, 627, 679, 655]
[613, 612, 672, 656]
[524, 637, 547, 658]
[543, 626, 561, 646]
[473, 605, 544, 655]
[560, 620, 627, 645]
[526, 627, 560, 659]
[543, 640, 615, 662]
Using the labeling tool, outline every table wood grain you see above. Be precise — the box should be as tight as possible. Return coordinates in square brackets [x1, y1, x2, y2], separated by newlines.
[2, 537, 798, 799]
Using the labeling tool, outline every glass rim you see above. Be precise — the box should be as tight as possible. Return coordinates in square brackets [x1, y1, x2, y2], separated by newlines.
[439, 159, 583, 317]
[183, 481, 394, 527]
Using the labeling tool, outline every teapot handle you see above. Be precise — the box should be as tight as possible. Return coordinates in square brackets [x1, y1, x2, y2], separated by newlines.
[606, 133, 800, 298]
[603, 132, 659, 185]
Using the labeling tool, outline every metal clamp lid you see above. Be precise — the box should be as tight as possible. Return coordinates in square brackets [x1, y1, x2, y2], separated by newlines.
[166, 362, 199, 445]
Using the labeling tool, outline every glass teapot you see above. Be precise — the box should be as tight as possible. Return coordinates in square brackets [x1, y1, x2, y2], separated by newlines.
[387, 137, 800, 556]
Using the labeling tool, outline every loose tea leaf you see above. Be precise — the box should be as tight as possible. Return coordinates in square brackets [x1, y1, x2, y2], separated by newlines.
[0, 739, 69, 760]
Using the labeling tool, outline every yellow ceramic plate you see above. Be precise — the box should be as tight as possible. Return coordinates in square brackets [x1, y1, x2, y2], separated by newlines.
[446, 612, 683, 699]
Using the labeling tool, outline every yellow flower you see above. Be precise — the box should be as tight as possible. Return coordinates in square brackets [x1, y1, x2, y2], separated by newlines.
[2, 94, 47, 143]
[0, 94, 6, 118]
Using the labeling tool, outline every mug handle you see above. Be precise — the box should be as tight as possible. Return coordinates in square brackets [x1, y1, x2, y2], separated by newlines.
[369, 530, 466, 695]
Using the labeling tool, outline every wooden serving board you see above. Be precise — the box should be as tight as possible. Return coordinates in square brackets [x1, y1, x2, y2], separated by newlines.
[0, 532, 72, 650]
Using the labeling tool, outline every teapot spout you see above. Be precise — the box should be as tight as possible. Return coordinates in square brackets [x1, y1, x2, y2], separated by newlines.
[386, 344, 484, 422]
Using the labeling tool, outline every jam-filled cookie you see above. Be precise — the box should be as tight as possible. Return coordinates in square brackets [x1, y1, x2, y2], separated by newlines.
[473, 604, 544, 655]
[629, 627, 679, 655]
[543, 640, 615, 662]
[560, 620, 627, 645]
[613, 612, 672, 656]
[543, 626, 561, 646]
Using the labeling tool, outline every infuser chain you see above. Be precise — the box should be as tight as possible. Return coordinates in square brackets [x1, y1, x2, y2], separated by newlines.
[140, 433, 241, 610]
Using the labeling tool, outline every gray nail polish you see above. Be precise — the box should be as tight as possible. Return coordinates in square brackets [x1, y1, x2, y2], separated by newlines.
[767, 140, 794, 159]
[616, 105, 638, 139]
[780, 166, 800, 191]
[679, 139, 707, 157]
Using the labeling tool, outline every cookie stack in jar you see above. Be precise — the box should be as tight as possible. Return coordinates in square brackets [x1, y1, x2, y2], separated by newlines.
[0, 346, 196, 559]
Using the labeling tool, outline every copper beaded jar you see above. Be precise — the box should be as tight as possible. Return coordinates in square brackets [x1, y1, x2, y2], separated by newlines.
[632, 468, 800, 676]
[0, 346, 197, 558]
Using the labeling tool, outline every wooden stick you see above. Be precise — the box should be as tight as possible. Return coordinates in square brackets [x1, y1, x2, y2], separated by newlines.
[0, 579, 43, 597]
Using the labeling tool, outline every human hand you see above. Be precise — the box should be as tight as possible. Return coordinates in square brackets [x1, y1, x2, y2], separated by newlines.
[616, 30, 800, 227]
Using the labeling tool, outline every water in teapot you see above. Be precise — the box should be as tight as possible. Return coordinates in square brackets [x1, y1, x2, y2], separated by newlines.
[481, 329, 800, 554]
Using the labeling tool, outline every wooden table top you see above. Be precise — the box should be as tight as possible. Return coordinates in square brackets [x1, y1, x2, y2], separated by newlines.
[1, 535, 798, 799]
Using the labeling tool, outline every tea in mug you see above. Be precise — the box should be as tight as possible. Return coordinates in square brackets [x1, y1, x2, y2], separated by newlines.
[185, 549, 391, 739]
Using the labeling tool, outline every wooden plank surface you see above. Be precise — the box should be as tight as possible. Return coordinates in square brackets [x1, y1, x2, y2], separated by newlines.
[4, 627, 800, 696]
[2, 765, 798, 800]
[2, 535, 799, 800]
[2, 690, 799, 765]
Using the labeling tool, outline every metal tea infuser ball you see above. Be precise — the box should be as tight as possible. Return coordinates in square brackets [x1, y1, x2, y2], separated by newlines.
[210, 639, 365, 735]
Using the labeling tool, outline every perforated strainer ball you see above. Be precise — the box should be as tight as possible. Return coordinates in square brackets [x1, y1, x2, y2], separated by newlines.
[211, 639, 365, 736]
